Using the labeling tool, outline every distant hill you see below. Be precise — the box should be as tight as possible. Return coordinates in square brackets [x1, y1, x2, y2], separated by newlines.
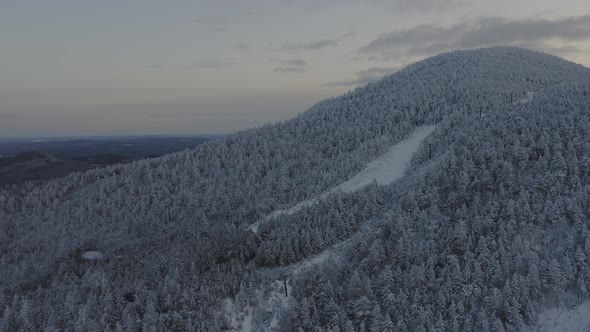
[0, 136, 215, 158]
[2, 47, 590, 331]
[0, 136, 213, 186]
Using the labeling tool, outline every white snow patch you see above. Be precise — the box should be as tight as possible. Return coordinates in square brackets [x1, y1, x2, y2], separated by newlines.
[80, 251, 104, 261]
[523, 301, 590, 332]
[250, 125, 436, 233]
[265, 280, 291, 331]
[224, 299, 254, 332]
[518, 91, 535, 104]
[224, 280, 291, 332]
[333, 125, 436, 192]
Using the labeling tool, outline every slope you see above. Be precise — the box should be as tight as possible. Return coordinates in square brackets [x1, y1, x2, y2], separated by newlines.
[523, 300, 590, 332]
[251, 125, 435, 233]
[286, 82, 590, 331]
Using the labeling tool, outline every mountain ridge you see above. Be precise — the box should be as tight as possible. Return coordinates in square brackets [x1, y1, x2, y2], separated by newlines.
[2, 47, 590, 331]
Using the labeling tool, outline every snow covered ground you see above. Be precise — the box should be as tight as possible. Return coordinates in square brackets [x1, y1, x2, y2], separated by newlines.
[518, 91, 535, 104]
[224, 300, 254, 332]
[333, 125, 436, 192]
[224, 280, 292, 332]
[250, 125, 436, 232]
[80, 250, 104, 261]
[523, 301, 590, 332]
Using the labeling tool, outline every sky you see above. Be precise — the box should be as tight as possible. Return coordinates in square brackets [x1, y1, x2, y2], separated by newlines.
[1, 1, 590, 137]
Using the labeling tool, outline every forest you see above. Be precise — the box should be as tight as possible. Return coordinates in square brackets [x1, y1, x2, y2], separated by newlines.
[2, 47, 590, 331]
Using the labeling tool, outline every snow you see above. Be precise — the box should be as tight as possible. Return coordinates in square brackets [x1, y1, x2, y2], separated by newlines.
[224, 280, 291, 332]
[250, 125, 436, 232]
[333, 125, 436, 192]
[80, 250, 104, 261]
[516, 91, 535, 104]
[523, 301, 590, 332]
[265, 280, 291, 330]
[238, 125, 437, 330]
[224, 299, 253, 332]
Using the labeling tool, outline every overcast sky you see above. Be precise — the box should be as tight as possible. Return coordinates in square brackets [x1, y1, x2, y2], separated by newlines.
[1, 0, 590, 137]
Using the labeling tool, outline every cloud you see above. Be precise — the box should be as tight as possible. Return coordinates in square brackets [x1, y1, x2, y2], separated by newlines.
[299, 0, 462, 13]
[192, 16, 225, 25]
[543, 45, 581, 55]
[277, 31, 355, 51]
[271, 59, 309, 73]
[146, 64, 164, 69]
[274, 67, 306, 73]
[271, 59, 308, 67]
[0, 113, 20, 118]
[282, 59, 308, 67]
[280, 39, 340, 51]
[324, 67, 398, 86]
[360, 15, 590, 59]
[186, 61, 238, 69]
[192, 15, 229, 32]
[389, 0, 462, 11]
[235, 44, 250, 52]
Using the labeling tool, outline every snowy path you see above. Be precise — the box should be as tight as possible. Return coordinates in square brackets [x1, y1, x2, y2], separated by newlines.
[333, 125, 436, 192]
[523, 301, 590, 332]
[250, 125, 436, 232]
[224, 239, 350, 331]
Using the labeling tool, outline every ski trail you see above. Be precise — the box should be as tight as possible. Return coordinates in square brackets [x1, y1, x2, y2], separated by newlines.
[250, 125, 436, 233]
[231, 125, 436, 330]
[224, 300, 253, 332]
[332, 125, 436, 192]
[245, 214, 383, 331]
[522, 300, 590, 332]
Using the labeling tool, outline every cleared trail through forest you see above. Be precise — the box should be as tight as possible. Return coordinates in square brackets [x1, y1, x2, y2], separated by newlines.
[250, 125, 436, 233]
[229, 125, 436, 331]
[521, 300, 590, 332]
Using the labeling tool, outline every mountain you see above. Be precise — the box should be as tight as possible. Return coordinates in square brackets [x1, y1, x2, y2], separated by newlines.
[2, 47, 590, 331]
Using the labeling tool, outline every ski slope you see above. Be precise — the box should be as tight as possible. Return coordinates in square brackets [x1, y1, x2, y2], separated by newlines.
[237, 126, 437, 330]
[523, 301, 590, 332]
[250, 125, 436, 232]
[333, 125, 436, 191]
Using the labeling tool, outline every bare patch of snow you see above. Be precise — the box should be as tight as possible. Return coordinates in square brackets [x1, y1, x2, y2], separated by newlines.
[224, 299, 254, 332]
[518, 91, 535, 104]
[523, 301, 590, 332]
[332, 125, 436, 192]
[265, 280, 291, 331]
[224, 280, 291, 332]
[80, 251, 104, 261]
[250, 125, 436, 233]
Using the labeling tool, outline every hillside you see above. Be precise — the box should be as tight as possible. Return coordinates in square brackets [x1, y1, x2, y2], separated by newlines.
[2, 47, 590, 331]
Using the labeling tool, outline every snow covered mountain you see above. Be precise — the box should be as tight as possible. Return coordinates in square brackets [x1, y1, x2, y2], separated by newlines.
[2, 47, 590, 331]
